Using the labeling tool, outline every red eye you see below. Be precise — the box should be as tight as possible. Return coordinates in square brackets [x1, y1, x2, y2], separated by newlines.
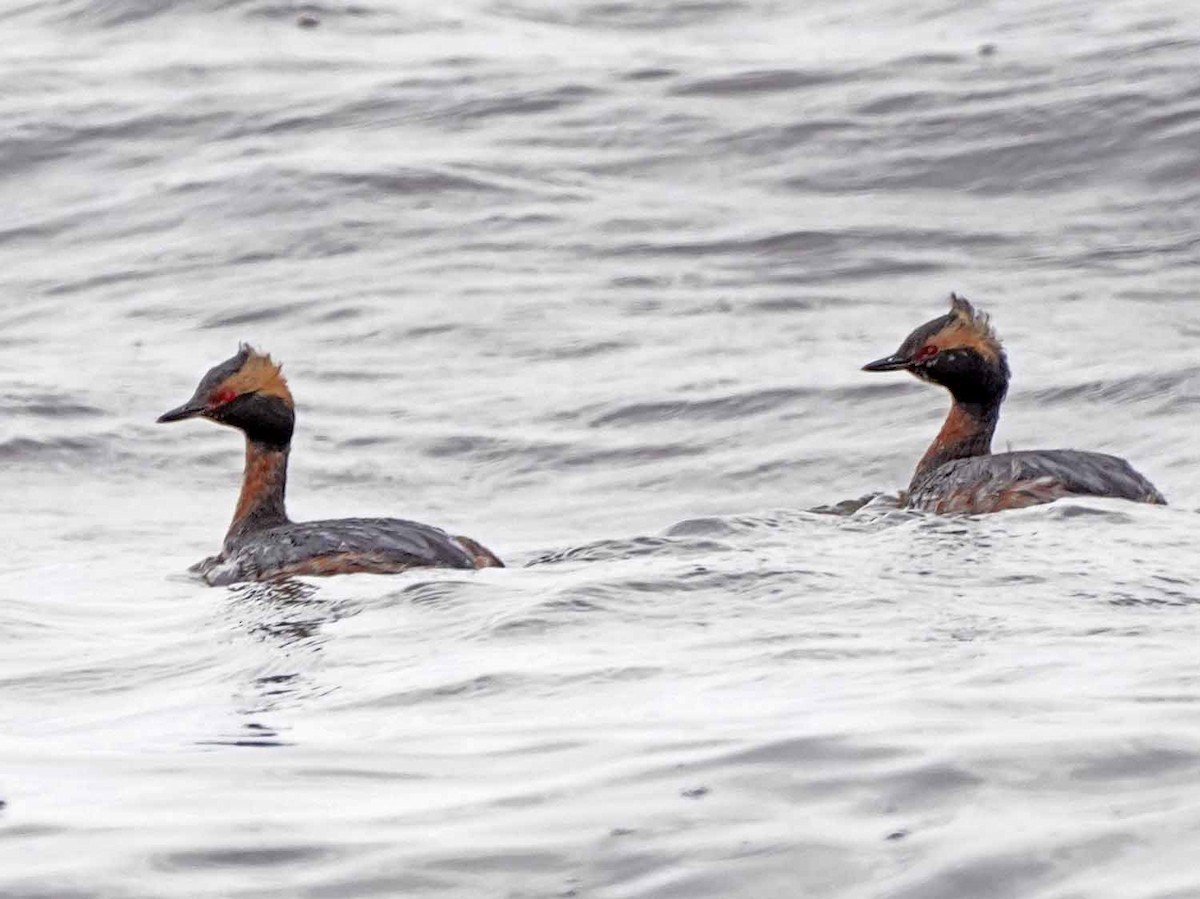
[208, 387, 237, 408]
[914, 344, 938, 363]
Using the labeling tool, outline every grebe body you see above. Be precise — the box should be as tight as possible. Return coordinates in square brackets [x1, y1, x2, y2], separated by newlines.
[905, 449, 1163, 514]
[863, 296, 1165, 514]
[158, 345, 502, 585]
[195, 517, 499, 587]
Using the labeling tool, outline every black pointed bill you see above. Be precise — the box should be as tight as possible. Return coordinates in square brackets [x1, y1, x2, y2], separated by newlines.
[157, 400, 206, 423]
[861, 353, 911, 373]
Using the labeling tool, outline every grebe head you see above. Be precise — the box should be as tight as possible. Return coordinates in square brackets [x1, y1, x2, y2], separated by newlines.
[862, 294, 1009, 405]
[158, 344, 295, 446]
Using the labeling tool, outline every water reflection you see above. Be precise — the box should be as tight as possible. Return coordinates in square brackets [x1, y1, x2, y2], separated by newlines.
[226, 580, 360, 649]
[200, 580, 363, 748]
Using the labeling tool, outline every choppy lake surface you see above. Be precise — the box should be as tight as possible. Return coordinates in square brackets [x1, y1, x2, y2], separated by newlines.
[3, 1, 1200, 896]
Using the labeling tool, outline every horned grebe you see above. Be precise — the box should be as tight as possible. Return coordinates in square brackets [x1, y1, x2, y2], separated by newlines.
[862, 295, 1165, 514]
[158, 345, 502, 585]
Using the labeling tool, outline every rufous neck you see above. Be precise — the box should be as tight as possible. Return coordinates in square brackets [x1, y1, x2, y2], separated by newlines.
[910, 398, 1000, 490]
[226, 439, 290, 543]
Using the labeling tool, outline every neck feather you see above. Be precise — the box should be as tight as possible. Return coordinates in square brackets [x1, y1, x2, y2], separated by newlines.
[227, 439, 290, 544]
[910, 398, 1000, 491]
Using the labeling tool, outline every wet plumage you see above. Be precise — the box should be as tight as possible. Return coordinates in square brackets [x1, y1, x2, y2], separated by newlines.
[159, 345, 502, 585]
[193, 517, 497, 586]
[863, 295, 1165, 514]
[907, 449, 1165, 514]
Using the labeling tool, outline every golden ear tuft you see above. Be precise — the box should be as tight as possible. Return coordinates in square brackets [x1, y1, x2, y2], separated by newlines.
[224, 345, 293, 403]
[936, 293, 1003, 361]
[949, 292, 978, 320]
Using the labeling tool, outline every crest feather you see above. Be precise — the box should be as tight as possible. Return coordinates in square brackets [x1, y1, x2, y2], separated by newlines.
[935, 293, 1003, 361]
[223, 344, 293, 404]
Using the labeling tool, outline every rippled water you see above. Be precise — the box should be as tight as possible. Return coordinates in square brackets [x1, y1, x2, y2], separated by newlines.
[4, 1, 1200, 896]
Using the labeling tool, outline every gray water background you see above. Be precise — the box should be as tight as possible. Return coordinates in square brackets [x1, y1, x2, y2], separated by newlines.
[3, 1, 1200, 896]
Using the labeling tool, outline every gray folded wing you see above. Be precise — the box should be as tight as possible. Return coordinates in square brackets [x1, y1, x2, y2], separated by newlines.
[909, 450, 1165, 513]
[212, 517, 479, 584]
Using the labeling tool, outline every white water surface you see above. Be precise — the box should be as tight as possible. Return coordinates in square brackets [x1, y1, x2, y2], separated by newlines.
[2, 1, 1200, 896]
